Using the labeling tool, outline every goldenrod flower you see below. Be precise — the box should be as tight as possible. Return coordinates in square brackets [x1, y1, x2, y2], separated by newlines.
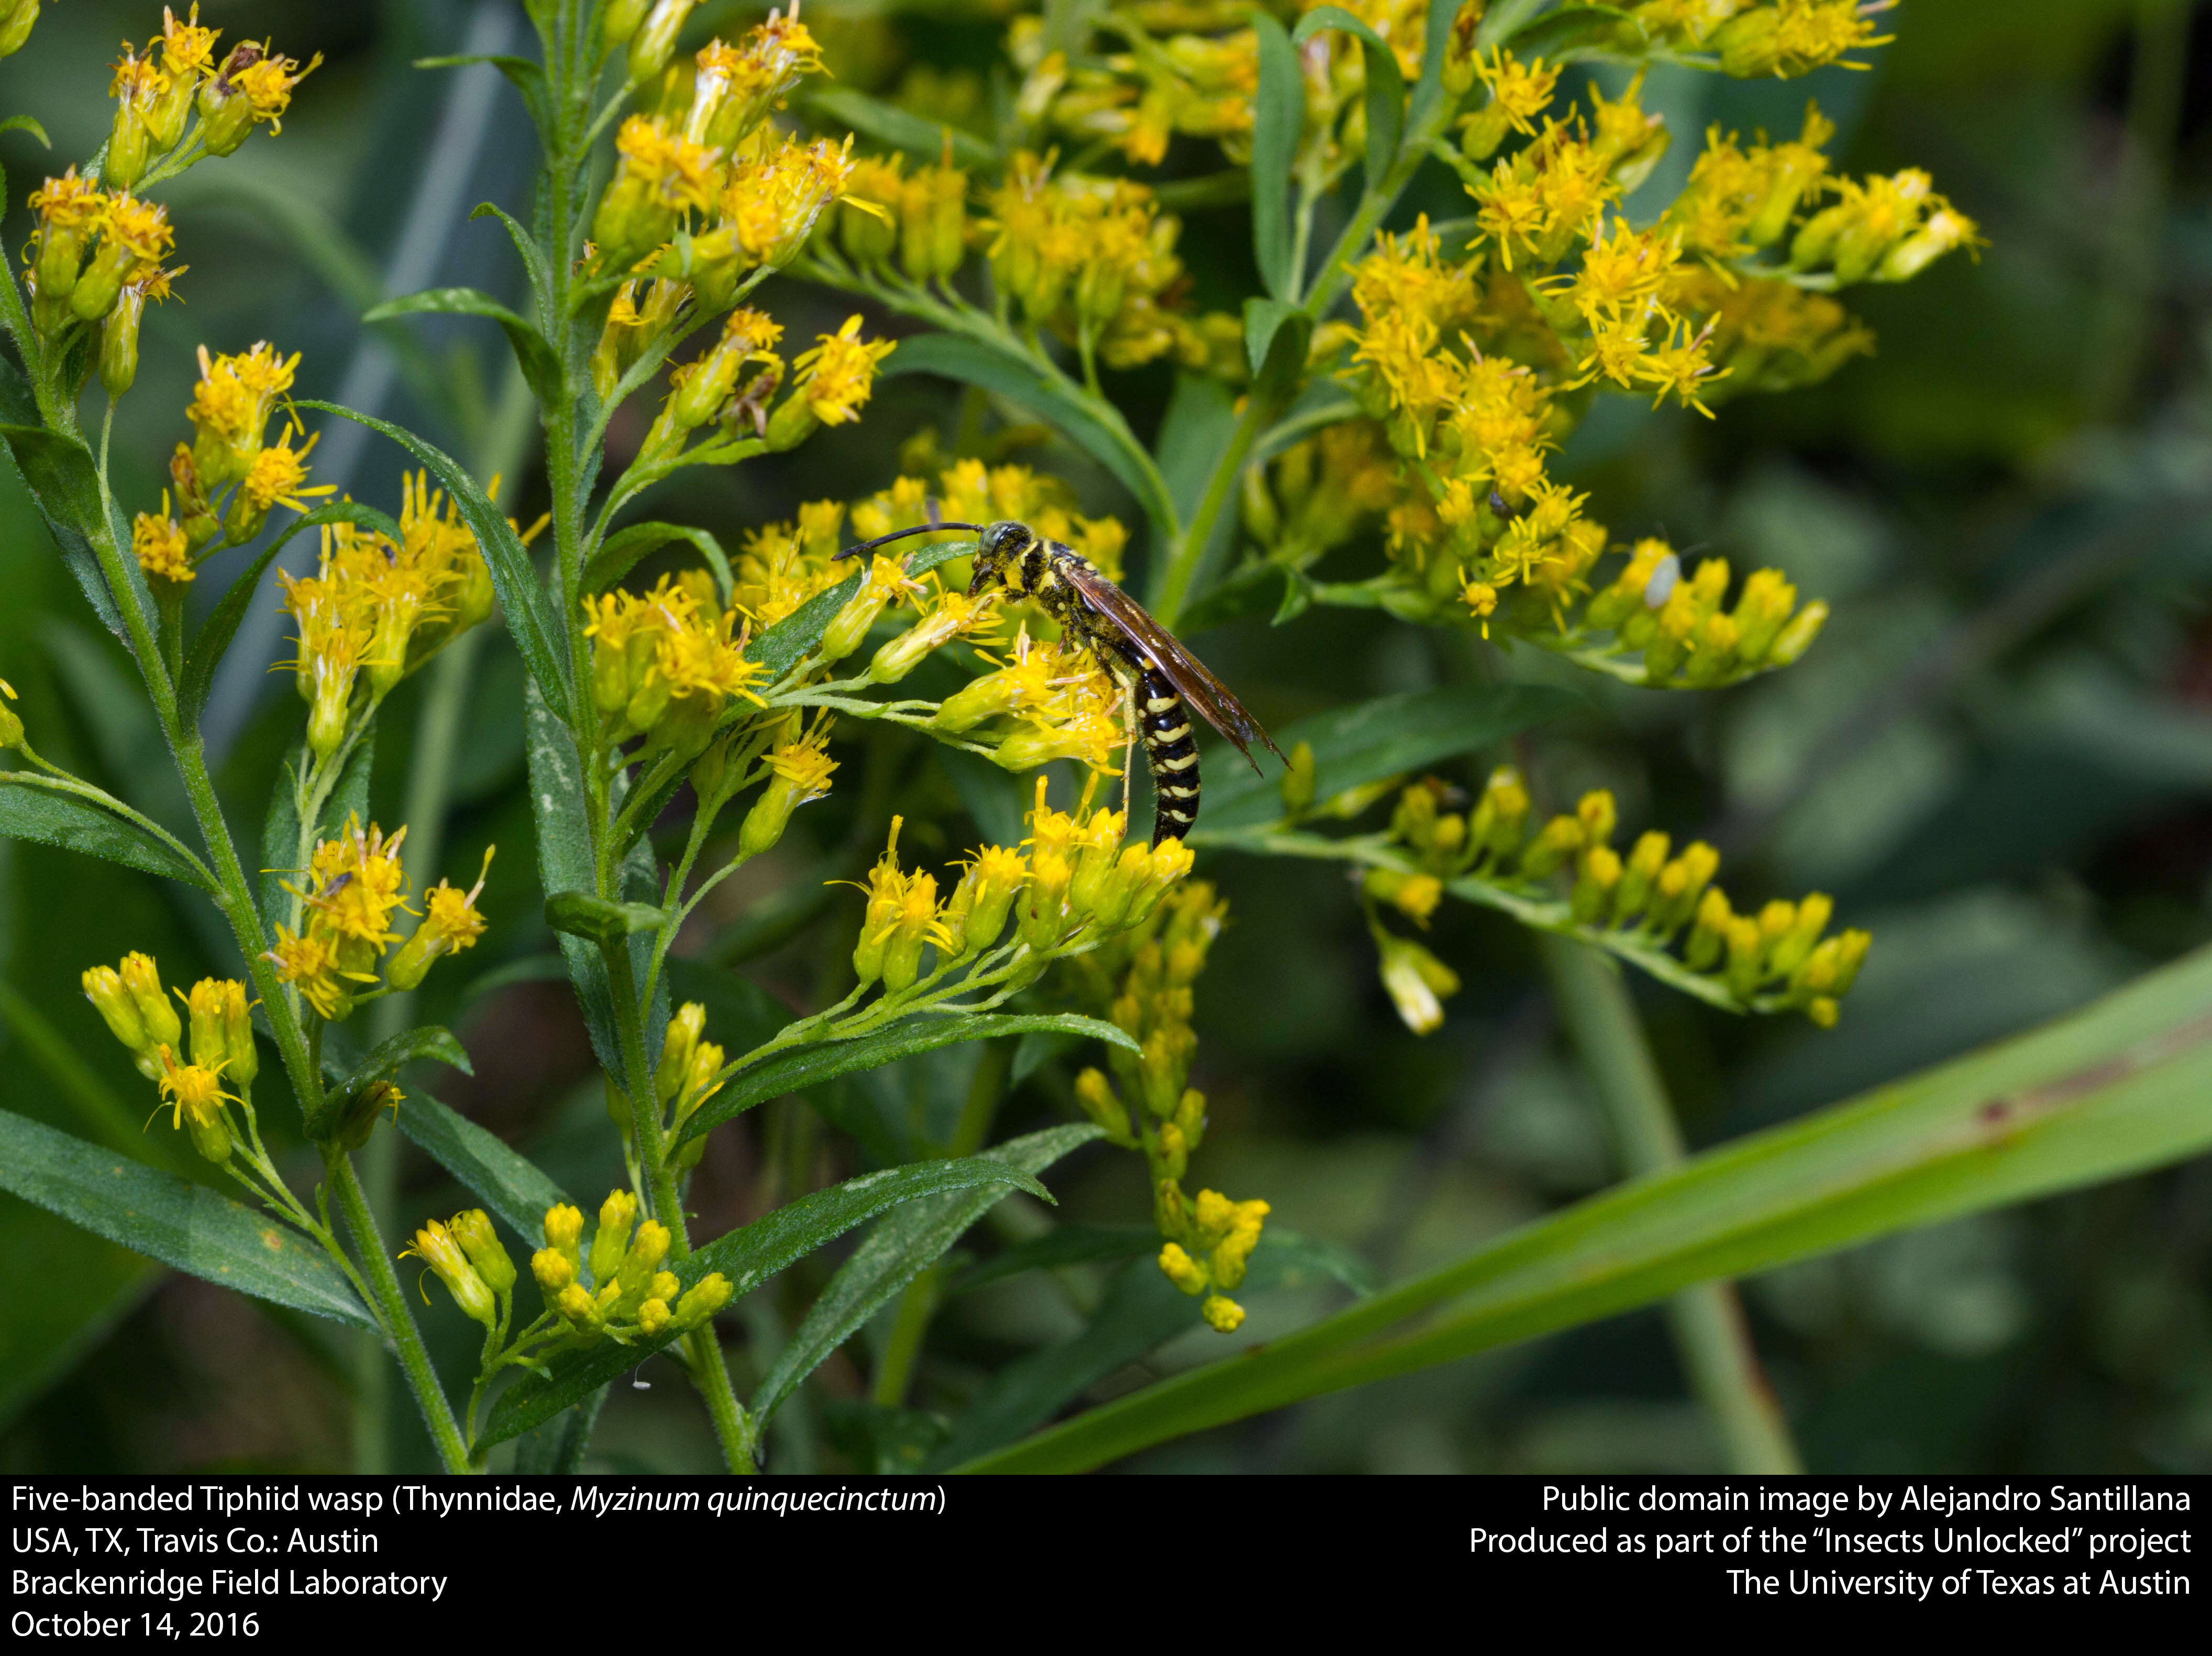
[385, 847, 495, 991]
[767, 315, 895, 448]
[196, 39, 320, 156]
[400, 1217, 497, 1328]
[133, 508, 192, 583]
[155, 1044, 235, 1164]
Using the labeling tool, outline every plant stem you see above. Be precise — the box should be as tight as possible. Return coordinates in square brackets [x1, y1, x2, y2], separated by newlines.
[1150, 388, 1274, 627]
[603, 937, 759, 1472]
[326, 1150, 473, 1474]
[1534, 933, 1802, 1474]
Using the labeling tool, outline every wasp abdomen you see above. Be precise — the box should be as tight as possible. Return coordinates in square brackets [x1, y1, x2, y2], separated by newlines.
[1139, 665, 1201, 845]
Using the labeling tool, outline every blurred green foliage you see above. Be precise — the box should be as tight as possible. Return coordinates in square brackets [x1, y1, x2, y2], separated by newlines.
[2, 0, 2209, 1473]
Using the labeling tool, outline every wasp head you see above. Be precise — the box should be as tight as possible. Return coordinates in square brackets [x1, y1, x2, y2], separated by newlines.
[966, 520, 1035, 597]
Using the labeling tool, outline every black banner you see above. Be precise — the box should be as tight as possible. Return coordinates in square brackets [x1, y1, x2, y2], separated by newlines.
[7, 1474, 2202, 1631]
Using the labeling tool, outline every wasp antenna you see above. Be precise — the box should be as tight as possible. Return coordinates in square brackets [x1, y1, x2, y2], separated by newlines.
[833, 521, 988, 560]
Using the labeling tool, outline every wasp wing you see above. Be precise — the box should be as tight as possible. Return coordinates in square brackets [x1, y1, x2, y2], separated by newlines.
[1056, 558, 1284, 774]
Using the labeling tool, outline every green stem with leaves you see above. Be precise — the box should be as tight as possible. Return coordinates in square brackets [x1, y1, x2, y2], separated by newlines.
[1535, 934, 1802, 1474]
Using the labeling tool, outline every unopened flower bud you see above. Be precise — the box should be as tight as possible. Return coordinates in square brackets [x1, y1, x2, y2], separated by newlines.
[543, 1202, 585, 1274]
[674, 1271, 733, 1329]
[1376, 932, 1458, 1035]
[657, 1002, 706, 1106]
[82, 965, 159, 1076]
[117, 952, 182, 1054]
[100, 284, 145, 396]
[450, 1208, 515, 1296]
[590, 1189, 640, 1287]
[628, 0, 699, 81]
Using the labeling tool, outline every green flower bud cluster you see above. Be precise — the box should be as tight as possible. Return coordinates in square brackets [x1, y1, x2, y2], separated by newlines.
[1062, 880, 1271, 1335]
[528, 1195, 732, 1347]
[1579, 541, 1828, 688]
[1375, 773, 1871, 1025]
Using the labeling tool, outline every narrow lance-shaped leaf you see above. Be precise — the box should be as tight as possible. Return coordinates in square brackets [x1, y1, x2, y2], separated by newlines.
[584, 521, 734, 600]
[0, 775, 214, 890]
[752, 1123, 1106, 1422]
[879, 332, 1180, 542]
[478, 1156, 1055, 1448]
[746, 538, 976, 679]
[1293, 7, 1406, 191]
[395, 1092, 568, 1245]
[960, 942, 2212, 1472]
[679, 1014, 1141, 1143]
[1249, 13, 1304, 300]
[0, 1110, 374, 1329]
[364, 287, 562, 411]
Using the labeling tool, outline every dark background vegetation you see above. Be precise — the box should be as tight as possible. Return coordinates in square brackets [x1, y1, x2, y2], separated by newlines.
[2, 0, 2208, 1473]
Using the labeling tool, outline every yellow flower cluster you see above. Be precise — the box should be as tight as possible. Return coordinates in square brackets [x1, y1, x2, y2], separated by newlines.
[1369, 774, 1870, 1026]
[81, 953, 258, 1164]
[528, 1194, 733, 1344]
[838, 147, 969, 285]
[101, 7, 317, 192]
[1319, 55, 1963, 661]
[403, 1209, 514, 1332]
[592, 13, 833, 274]
[1241, 422, 1405, 572]
[731, 461, 1130, 634]
[1025, 17, 1259, 168]
[584, 569, 767, 760]
[850, 789, 1196, 999]
[931, 625, 1129, 779]
[1623, 0, 1893, 79]
[981, 152, 1196, 371]
[265, 815, 493, 1022]
[25, 169, 178, 373]
[274, 472, 497, 756]
[1066, 879, 1269, 1333]
[132, 342, 329, 583]
[632, 1002, 728, 1174]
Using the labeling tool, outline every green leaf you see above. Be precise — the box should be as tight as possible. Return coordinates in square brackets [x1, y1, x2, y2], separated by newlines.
[1407, 0, 1474, 130]
[1193, 683, 1581, 834]
[258, 730, 375, 938]
[0, 414, 132, 643]
[180, 501, 402, 723]
[300, 401, 573, 720]
[362, 288, 562, 421]
[951, 1223, 1158, 1294]
[879, 333, 1180, 540]
[394, 1091, 567, 1245]
[0, 776, 213, 890]
[468, 203, 556, 338]
[745, 538, 976, 680]
[545, 890, 671, 943]
[799, 86, 996, 170]
[1250, 13, 1303, 299]
[1242, 297, 1306, 382]
[961, 942, 2212, 1472]
[416, 54, 553, 144]
[308, 1026, 473, 1142]
[1505, 4, 1635, 60]
[931, 1227, 1371, 1465]
[678, 1013, 1141, 1143]
[0, 1109, 373, 1329]
[0, 114, 51, 148]
[934, 1259, 1199, 1467]
[510, 1387, 606, 1473]
[480, 1156, 1055, 1448]
[753, 1123, 1104, 1422]
[584, 521, 734, 600]
[1293, 7, 1407, 191]
[525, 681, 648, 1096]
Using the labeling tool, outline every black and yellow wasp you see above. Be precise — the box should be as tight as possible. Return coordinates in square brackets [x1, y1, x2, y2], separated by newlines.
[839, 517, 1281, 844]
